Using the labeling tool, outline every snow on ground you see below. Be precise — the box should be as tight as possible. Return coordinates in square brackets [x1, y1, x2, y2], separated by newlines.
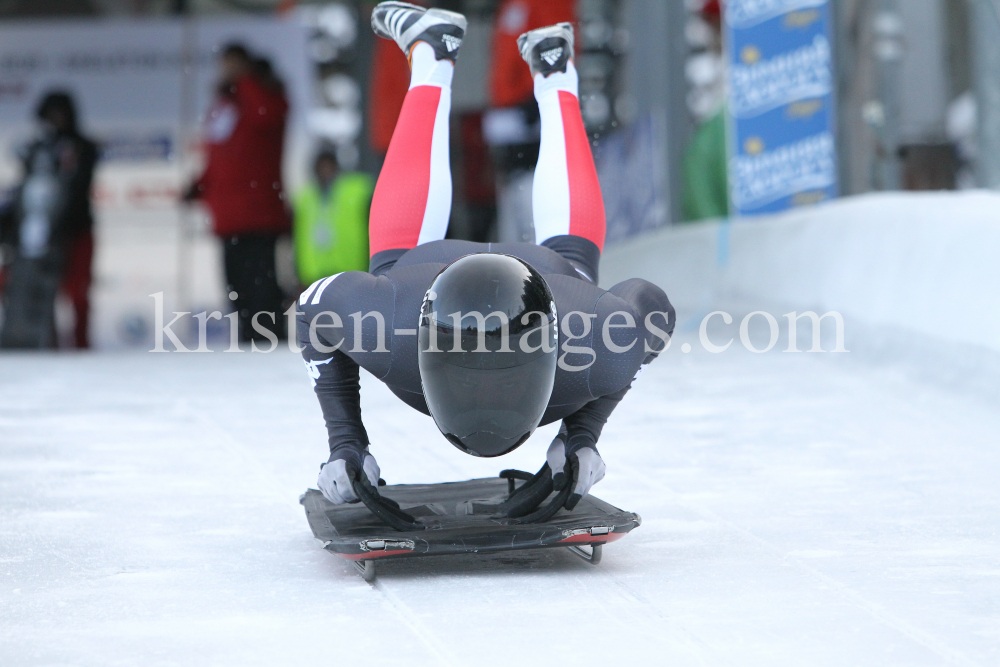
[2, 335, 999, 666]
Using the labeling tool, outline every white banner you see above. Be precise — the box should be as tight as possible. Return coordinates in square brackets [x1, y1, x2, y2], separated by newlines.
[0, 16, 312, 209]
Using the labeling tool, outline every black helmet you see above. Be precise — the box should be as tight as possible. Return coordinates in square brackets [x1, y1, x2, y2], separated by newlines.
[418, 253, 558, 457]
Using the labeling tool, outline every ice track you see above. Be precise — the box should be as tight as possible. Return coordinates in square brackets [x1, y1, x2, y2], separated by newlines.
[2, 339, 999, 666]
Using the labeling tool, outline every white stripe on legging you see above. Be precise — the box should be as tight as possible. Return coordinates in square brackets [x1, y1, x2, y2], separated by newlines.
[405, 41, 453, 246]
[417, 84, 452, 245]
[532, 62, 580, 245]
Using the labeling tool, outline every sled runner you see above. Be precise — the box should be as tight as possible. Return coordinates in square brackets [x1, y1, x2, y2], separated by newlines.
[300, 467, 640, 582]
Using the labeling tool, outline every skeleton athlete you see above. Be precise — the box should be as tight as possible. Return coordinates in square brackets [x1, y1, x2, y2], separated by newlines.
[298, 2, 674, 511]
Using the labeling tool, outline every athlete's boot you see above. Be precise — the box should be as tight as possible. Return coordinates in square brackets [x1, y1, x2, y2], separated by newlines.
[371, 1, 467, 62]
[517, 22, 574, 77]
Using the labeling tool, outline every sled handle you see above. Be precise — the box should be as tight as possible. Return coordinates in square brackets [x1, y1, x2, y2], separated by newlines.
[499, 468, 535, 495]
[496, 463, 553, 518]
[510, 457, 576, 524]
[496, 458, 579, 524]
[349, 466, 424, 532]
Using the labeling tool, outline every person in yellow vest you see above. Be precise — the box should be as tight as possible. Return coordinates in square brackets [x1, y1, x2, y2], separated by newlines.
[292, 149, 374, 286]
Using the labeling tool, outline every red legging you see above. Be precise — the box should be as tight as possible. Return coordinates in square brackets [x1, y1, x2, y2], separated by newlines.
[369, 48, 604, 256]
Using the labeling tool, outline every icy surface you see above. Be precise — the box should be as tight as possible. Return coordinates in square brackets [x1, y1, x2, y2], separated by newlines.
[2, 342, 999, 666]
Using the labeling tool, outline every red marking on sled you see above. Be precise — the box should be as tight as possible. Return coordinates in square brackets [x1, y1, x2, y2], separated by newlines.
[557, 531, 626, 544]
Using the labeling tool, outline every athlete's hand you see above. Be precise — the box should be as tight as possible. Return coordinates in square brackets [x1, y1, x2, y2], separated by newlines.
[317, 446, 380, 505]
[546, 425, 606, 510]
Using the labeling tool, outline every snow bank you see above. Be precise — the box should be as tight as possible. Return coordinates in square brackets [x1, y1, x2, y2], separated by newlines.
[601, 191, 1000, 354]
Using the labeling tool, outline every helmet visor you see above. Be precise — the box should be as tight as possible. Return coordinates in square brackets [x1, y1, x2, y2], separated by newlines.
[419, 351, 556, 457]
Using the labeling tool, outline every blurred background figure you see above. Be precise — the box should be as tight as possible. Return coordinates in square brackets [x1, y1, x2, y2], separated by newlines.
[0, 90, 97, 350]
[681, 0, 728, 222]
[484, 0, 576, 243]
[946, 90, 978, 190]
[292, 147, 372, 287]
[183, 43, 290, 344]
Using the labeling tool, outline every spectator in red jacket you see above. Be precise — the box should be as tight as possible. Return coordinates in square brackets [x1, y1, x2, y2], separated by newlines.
[489, 0, 577, 109]
[366, 0, 430, 157]
[368, 26, 412, 157]
[184, 43, 290, 343]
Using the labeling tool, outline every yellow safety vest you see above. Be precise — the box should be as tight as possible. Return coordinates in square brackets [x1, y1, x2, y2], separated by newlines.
[293, 173, 373, 286]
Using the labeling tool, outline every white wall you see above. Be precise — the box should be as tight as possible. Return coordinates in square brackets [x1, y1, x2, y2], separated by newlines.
[601, 191, 1000, 355]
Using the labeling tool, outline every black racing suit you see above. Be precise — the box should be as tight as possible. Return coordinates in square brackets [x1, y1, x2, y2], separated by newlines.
[297, 235, 674, 460]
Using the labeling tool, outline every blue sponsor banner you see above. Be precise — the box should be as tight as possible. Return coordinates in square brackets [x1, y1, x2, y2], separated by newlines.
[724, 0, 838, 216]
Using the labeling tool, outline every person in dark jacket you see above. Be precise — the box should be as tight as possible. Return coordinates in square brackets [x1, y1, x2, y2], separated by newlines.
[184, 43, 290, 343]
[0, 90, 97, 349]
